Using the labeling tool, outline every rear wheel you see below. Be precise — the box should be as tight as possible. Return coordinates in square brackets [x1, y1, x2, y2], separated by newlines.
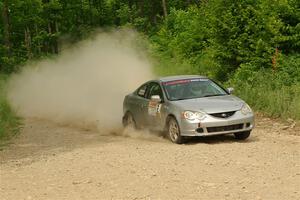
[234, 131, 251, 140]
[123, 112, 136, 129]
[167, 117, 183, 144]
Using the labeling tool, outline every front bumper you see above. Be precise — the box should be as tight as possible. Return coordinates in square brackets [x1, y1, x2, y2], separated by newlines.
[179, 111, 254, 137]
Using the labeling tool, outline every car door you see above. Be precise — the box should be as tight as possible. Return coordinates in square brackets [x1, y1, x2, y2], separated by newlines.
[131, 83, 150, 127]
[145, 82, 165, 129]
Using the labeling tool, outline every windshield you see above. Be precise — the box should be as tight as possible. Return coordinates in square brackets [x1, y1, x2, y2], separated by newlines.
[162, 78, 228, 101]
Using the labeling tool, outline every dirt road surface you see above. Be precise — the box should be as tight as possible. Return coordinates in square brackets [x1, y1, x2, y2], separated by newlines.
[0, 115, 299, 200]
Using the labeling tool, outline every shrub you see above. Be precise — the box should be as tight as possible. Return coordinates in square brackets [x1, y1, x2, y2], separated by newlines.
[228, 56, 300, 120]
[0, 74, 22, 142]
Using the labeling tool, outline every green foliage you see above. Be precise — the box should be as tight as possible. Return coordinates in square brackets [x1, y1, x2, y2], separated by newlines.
[154, 7, 207, 59]
[229, 54, 300, 119]
[0, 0, 202, 73]
[150, 6, 212, 77]
[230, 71, 300, 119]
[0, 75, 22, 142]
[150, 0, 300, 119]
[151, 0, 300, 80]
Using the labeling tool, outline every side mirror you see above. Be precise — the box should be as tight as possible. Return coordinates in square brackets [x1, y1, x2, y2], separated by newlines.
[151, 95, 162, 102]
[227, 87, 234, 94]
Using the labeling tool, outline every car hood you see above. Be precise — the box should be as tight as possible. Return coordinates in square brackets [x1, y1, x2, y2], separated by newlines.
[171, 95, 244, 114]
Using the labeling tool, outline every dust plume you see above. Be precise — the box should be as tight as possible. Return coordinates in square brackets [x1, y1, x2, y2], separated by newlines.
[7, 29, 154, 133]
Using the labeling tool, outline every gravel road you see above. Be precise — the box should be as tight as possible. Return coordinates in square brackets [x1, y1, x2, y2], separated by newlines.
[0, 115, 299, 200]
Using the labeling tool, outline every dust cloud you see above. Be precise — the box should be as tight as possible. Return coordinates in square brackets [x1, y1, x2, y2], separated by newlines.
[7, 29, 154, 134]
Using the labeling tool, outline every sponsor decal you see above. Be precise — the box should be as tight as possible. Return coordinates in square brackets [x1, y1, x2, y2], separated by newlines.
[148, 101, 161, 116]
[163, 79, 207, 85]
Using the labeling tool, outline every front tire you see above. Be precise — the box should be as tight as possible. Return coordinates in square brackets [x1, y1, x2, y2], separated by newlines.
[234, 131, 251, 140]
[167, 117, 183, 144]
[123, 112, 136, 129]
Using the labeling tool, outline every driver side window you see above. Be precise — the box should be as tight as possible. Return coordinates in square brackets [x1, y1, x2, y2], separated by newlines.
[147, 83, 163, 100]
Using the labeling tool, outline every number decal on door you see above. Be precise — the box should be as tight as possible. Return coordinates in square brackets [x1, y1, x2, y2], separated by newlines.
[148, 101, 161, 116]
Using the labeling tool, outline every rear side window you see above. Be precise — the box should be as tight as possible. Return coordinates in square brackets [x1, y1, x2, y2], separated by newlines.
[137, 84, 148, 98]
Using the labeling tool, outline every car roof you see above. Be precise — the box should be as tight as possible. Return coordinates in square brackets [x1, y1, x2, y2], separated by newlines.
[158, 75, 208, 82]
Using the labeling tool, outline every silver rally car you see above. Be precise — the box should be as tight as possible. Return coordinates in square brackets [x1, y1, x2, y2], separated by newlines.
[123, 75, 254, 144]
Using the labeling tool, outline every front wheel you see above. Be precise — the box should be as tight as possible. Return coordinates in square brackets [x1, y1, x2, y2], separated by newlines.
[123, 112, 136, 129]
[234, 131, 251, 140]
[167, 117, 183, 144]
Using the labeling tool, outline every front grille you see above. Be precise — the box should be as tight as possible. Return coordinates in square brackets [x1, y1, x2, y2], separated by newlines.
[207, 124, 243, 133]
[210, 111, 236, 118]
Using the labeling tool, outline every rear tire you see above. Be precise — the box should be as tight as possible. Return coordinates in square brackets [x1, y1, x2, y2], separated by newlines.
[167, 117, 183, 144]
[123, 112, 136, 129]
[234, 131, 251, 140]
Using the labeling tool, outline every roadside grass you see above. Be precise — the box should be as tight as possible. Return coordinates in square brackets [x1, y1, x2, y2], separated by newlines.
[0, 74, 22, 145]
[233, 83, 300, 120]
[229, 72, 300, 120]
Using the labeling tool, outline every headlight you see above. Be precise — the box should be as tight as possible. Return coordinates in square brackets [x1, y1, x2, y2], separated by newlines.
[241, 103, 252, 115]
[182, 110, 206, 121]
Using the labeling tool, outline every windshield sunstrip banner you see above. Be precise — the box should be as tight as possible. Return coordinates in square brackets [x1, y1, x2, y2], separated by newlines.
[163, 78, 208, 86]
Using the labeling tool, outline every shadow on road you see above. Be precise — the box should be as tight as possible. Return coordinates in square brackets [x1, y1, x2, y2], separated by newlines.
[184, 134, 259, 145]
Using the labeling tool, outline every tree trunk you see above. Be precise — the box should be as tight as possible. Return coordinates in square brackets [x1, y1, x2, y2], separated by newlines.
[48, 22, 58, 54]
[151, 1, 157, 24]
[138, 0, 145, 17]
[24, 26, 33, 59]
[48, 22, 52, 52]
[35, 24, 41, 55]
[128, 0, 133, 9]
[2, 0, 11, 55]
[162, 0, 167, 17]
[54, 21, 59, 54]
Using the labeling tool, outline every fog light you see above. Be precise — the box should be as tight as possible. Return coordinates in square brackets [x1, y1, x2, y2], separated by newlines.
[196, 128, 204, 133]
